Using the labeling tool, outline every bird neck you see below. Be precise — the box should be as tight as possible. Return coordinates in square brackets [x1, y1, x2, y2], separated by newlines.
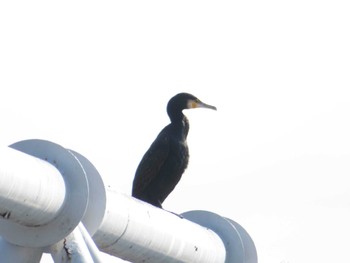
[169, 110, 184, 123]
[170, 113, 189, 140]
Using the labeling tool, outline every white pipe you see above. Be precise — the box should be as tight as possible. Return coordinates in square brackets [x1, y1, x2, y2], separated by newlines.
[93, 189, 226, 263]
[49, 226, 94, 263]
[78, 223, 104, 263]
[0, 140, 256, 263]
[0, 147, 65, 226]
[0, 237, 43, 263]
[0, 140, 89, 248]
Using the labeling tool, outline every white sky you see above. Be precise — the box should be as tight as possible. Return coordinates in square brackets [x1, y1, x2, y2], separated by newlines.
[1, 1, 350, 262]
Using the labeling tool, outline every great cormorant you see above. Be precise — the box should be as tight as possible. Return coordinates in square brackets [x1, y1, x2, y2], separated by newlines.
[132, 93, 216, 208]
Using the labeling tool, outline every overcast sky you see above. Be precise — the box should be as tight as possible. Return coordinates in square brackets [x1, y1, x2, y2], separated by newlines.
[1, 1, 350, 262]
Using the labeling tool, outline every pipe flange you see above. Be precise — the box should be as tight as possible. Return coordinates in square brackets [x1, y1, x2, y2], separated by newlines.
[182, 210, 257, 263]
[2, 139, 89, 247]
[69, 150, 106, 235]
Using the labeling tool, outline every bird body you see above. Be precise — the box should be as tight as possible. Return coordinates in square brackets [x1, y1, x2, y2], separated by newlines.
[132, 93, 216, 208]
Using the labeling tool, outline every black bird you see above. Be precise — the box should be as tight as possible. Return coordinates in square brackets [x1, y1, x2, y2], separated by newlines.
[132, 93, 216, 208]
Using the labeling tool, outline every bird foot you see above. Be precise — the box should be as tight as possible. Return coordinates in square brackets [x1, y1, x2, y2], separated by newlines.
[165, 210, 184, 219]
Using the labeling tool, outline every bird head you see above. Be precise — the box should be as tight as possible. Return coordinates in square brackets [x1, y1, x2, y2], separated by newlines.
[169, 92, 217, 110]
[167, 93, 217, 121]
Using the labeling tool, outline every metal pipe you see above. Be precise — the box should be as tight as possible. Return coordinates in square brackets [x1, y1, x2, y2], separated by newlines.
[0, 237, 43, 263]
[0, 147, 65, 226]
[0, 140, 89, 248]
[93, 189, 226, 263]
[78, 223, 104, 263]
[0, 140, 256, 263]
[49, 226, 94, 263]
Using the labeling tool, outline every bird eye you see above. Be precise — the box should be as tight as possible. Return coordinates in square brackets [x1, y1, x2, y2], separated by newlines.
[191, 100, 199, 108]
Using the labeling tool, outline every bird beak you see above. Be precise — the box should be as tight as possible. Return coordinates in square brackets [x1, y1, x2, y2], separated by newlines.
[189, 100, 217, 111]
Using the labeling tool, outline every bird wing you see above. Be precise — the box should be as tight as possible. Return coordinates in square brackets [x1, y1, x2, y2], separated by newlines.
[132, 131, 170, 196]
